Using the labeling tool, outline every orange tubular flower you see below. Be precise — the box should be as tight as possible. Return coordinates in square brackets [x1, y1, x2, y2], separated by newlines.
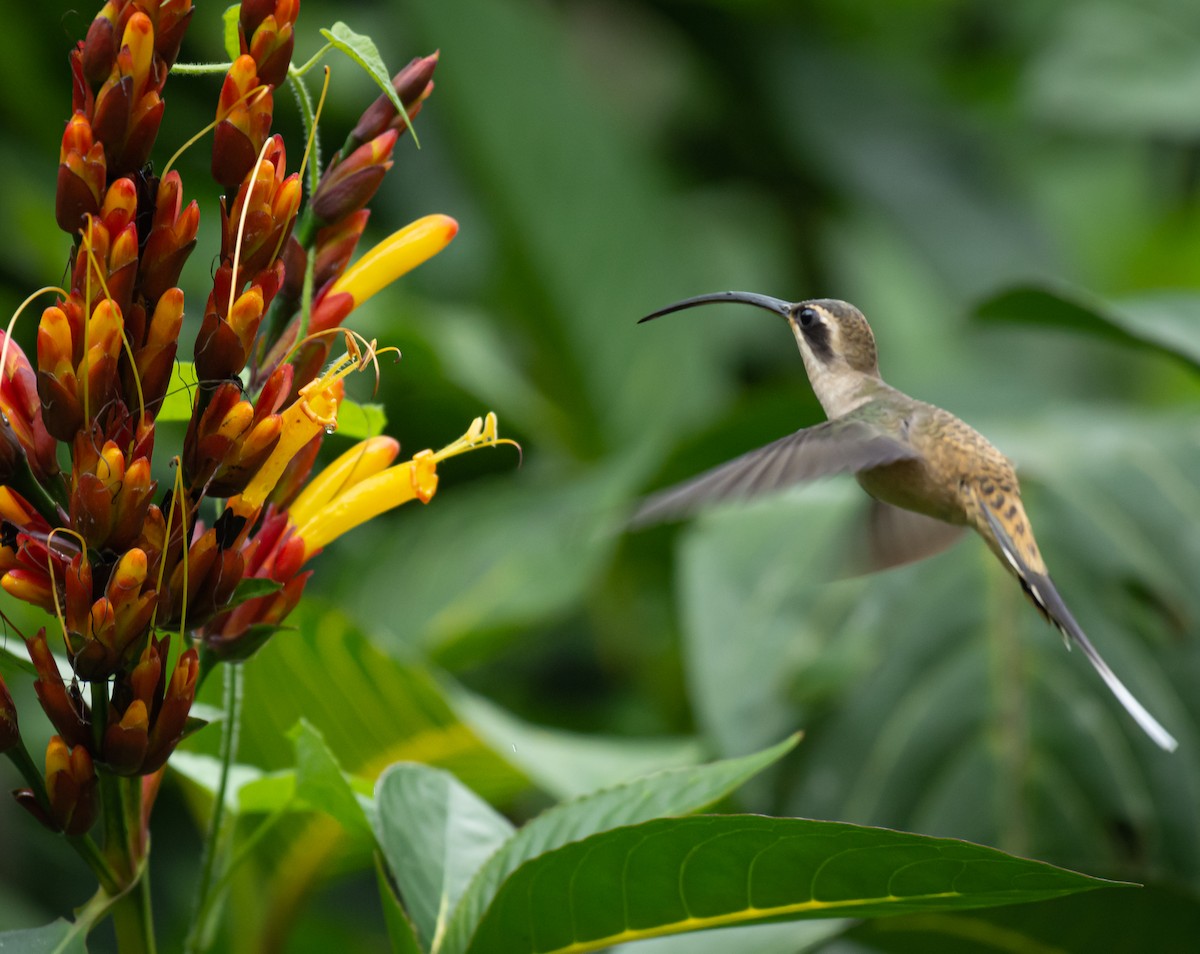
[212, 54, 274, 190]
[25, 628, 92, 749]
[240, 0, 300, 88]
[57, 113, 107, 234]
[44, 736, 98, 835]
[349, 52, 438, 150]
[104, 634, 198, 774]
[0, 332, 59, 482]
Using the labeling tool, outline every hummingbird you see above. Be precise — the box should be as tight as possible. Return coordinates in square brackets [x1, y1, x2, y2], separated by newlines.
[636, 291, 1178, 752]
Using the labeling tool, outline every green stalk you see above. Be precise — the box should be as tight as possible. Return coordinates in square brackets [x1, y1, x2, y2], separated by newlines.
[183, 662, 243, 954]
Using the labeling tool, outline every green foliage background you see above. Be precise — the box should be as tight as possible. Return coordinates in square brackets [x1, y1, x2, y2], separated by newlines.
[1, 0, 1199, 951]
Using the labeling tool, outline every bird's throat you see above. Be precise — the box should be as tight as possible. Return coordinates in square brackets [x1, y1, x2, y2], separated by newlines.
[802, 360, 877, 418]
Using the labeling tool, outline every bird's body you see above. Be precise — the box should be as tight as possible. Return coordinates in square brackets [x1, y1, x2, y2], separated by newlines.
[637, 292, 1177, 752]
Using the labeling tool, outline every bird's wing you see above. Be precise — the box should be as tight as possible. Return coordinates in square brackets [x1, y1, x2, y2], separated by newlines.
[840, 499, 966, 576]
[632, 419, 916, 527]
[975, 492, 1178, 752]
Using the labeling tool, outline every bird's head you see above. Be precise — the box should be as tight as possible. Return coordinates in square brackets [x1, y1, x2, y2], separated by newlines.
[640, 292, 881, 416]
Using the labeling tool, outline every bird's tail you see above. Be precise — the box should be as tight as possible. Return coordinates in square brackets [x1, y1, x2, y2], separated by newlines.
[976, 492, 1178, 752]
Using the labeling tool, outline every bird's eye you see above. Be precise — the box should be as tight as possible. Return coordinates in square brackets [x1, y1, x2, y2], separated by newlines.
[797, 306, 819, 328]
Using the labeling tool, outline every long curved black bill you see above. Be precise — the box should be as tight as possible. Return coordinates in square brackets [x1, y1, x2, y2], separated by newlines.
[638, 291, 794, 323]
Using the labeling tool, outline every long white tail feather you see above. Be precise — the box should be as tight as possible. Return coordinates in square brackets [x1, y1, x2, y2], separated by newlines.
[1070, 629, 1178, 753]
[976, 493, 1177, 752]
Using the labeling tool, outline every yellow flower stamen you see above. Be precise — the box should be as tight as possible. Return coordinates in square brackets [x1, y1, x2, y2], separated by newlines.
[292, 412, 515, 560]
[328, 214, 458, 308]
[228, 342, 370, 519]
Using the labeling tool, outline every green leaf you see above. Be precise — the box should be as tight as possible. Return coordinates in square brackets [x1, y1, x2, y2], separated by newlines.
[1025, 3, 1200, 139]
[446, 681, 704, 800]
[190, 602, 528, 806]
[222, 6, 241, 63]
[212, 622, 295, 663]
[225, 577, 285, 611]
[376, 852, 424, 954]
[374, 763, 515, 953]
[678, 486, 865, 762]
[439, 735, 800, 954]
[335, 399, 387, 440]
[320, 23, 417, 144]
[974, 283, 1200, 372]
[0, 638, 36, 677]
[839, 882, 1200, 953]
[169, 751, 266, 812]
[290, 718, 374, 839]
[0, 920, 89, 953]
[459, 816, 1122, 954]
[610, 920, 848, 954]
[336, 462, 642, 665]
[156, 360, 201, 422]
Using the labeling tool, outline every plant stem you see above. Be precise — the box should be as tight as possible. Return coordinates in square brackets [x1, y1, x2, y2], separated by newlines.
[104, 775, 156, 953]
[67, 831, 122, 895]
[183, 662, 243, 954]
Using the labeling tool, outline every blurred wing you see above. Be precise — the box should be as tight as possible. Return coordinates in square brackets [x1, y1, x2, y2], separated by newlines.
[975, 492, 1178, 753]
[840, 499, 966, 576]
[632, 419, 916, 527]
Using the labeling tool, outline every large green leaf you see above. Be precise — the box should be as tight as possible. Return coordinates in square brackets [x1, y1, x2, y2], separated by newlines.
[836, 882, 1200, 953]
[374, 764, 515, 953]
[459, 816, 1120, 954]
[438, 736, 800, 954]
[975, 283, 1200, 372]
[189, 602, 528, 804]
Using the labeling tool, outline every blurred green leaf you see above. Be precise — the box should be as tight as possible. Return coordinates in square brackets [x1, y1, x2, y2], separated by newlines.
[338, 463, 641, 665]
[336, 400, 388, 440]
[440, 735, 800, 954]
[1026, 2, 1200, 138]
[376, 854, 423, 954]
[445, 681, 704, 800]
[290, 718, 374, 839]
[192, 602, 529, 805]
[457, 817, 1120, 954]
[398, 0, 741, 453]
[975, 283, 1200, 372]
[169, 751, 266, 812]
[157, 361, 200, 422]
[222, 5, 240, 63]
[0, 919, 88, 953]
[374, 763, 515, 953]
[678, 485, 866, 761]
[763, 43, 1053, 300]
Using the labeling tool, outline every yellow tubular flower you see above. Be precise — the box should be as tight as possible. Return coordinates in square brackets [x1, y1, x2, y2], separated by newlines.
[286, 435, 400, 529]
[228, 349, 364, 518]
[329, 214, 458, 308]
[292, 413, 512, 560]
